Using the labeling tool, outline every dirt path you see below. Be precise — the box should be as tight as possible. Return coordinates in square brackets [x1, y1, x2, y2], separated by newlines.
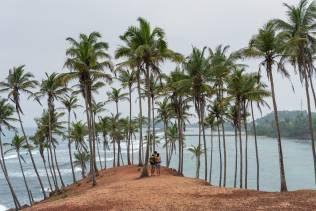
[25, 166, 316, 210]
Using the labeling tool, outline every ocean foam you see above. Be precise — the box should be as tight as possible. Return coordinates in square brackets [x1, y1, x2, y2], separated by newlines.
[0, 204, 7, 211]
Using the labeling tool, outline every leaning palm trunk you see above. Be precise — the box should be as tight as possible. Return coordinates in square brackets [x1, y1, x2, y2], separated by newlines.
[0, 158, 21, 209]
[16, 108, 47, 198]
[102, 134, 107, 169]
[251, 101, 260, 190]
[267, 65, 287, 192]
[303, 67, 316, 186]
[17, 150, 33, 205]
[53, 147, 65, 188]
[96, 136, 103, 169]
[163, 121, 169, 167]
[308, 71, 316, 110]
[216, 123, 222, 186]
[42, 156, 53, 192]
[67, 111, 76, 183]
[243, 101, 249, 189]
[137, 75, 143, 166]
[47, 147, 58, 190]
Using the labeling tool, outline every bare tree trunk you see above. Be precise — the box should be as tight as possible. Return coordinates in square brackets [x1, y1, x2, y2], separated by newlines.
[16, 108, 47, 198]
[127, 87, 132, 165]
[141, 71, 151, 177]
[209, 127, 214, 184]
[17, 151, 33, 205]
[53, 147, 65, 188]
[137, 74, 143, 166]
[243, 101, 249, 189]
[152, 96, 156, 153]
[201, 101, 208, 181]
[251, 101, 260, 191]
[268, 67, 287, 192]
[0, 158, 21, 209]
[234, 127, 238, 188]
[42, 156, 53, 192]
[237, 100, 243, 188]
[67, 111, 76, 183]
[217, 123, 222, 187]
[303, 69, 316, 187]
[221, 121, 227, 187]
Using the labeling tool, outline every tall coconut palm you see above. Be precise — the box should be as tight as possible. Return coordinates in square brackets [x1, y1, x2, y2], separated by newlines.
[181, 47, 214, 181]
[70, 121, 89, 154]
[63, 32, 112, 186]
[4, 134, 34, 205]
[97, 117, 110, 168]
[273, 0, 316, 187]
[60, 94, 81, 183]
[243, 22, 289, 191]
[119, 17, 182, 177]
[0, 98, 21, 209]
[209, 45, 242, 186]
[36, 72, 68, 188]
[118, 69, 136, 165]
[0, 65, 47, 198]
[165, 123, 178, 166]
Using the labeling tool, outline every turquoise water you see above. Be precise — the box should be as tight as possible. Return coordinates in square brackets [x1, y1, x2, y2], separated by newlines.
[0, 127, 315, 209]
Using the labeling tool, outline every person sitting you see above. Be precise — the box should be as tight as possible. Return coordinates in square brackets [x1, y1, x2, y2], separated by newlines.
[155, 153, 161, 176]
[150, 154, 156, 176]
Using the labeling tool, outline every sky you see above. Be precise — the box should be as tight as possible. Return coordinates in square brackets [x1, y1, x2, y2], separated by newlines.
[0, 0, 309, 127]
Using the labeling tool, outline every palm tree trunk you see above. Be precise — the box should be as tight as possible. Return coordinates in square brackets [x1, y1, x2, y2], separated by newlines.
[113, 139, 116, 167]
[16, 108, 47, 198]
[163, 121, 169, 167]
[0, 158, 21, 209]
[127, 86, 132, 165]
[303, 68, 316, 186]
[141, 71, 151, 177]
[83, 86, 96, 186]
[268, 66, 287, 192]
[243, 101, 249, 189]
[96, 136, 103, 169]
[42, 156, 53, 192]
[221, 120, 227, 187]
[47, 147, 58, 190]
[237, 100, 243, 188]
[67, 111, 76, 183]
[17, 151, 33, 205]
[53, 147, 65, 188]
[308, 72, 316, 109]
[137, 74, 143, 166]
[117, 139, 121, 167]
[251, 101, 260, 191]
[152, 96, 156, 153]
[234, 126, 238, 188]
[201, 101, 208, 182]
[103, 133, 107, 169]
[217, 123, 222, 186]
[209, 127, 214, 184]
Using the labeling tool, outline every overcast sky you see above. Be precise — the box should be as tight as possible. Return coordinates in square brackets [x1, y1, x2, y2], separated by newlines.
[0, 0, 309, 127]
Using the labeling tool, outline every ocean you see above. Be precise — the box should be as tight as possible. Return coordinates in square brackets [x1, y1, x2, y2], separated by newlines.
[0, 127, 315, 209]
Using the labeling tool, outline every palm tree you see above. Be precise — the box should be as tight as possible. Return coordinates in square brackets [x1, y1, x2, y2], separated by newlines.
[0, 65, 47, 198]
[156, 98, 173, 167]
[243, 22, 289, 191]
[182, 47, 213, 181]
[118, 69, 136, 165]
[74, 151, 90, 178]
[273, 0, 316, 187]
[118, 17, 182, 177]
[4, 134, 34, 205]
[70, 121, 89, 154]
[97, 117, 110, 168]
[0, 98, 21, 209]
[36, 72, 68, 188]
[209, 45, 242, 186]
[63, 32, 112, 186]
[204, 113, 217, 185]
[188, 145, 204, 179]
[165, 123, 178, 166]
[60, 94, 81, 183]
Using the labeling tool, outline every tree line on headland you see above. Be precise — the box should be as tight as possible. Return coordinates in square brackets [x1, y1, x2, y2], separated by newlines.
[1, 0, 316, 209]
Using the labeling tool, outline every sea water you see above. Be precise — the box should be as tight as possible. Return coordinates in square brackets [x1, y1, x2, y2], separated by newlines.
[0, 127, 315, 209]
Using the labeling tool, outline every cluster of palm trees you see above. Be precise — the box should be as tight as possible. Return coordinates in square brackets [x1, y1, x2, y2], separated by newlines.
[1, 0, 316, 209]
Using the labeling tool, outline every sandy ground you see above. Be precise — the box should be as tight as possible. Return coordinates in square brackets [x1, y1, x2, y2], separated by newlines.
[24, 166, 316, 211]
